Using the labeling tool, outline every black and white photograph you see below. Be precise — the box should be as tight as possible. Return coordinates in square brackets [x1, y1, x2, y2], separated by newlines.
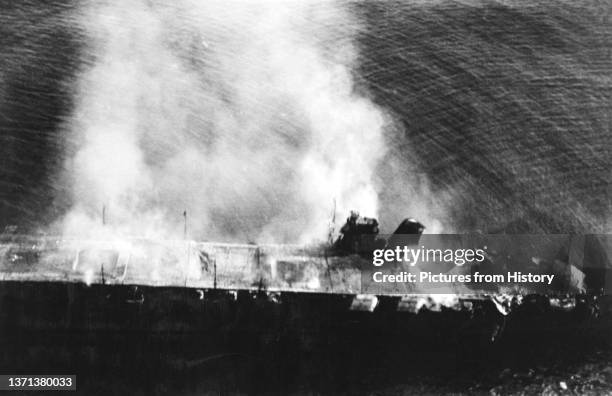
[1, 0, 611, 394]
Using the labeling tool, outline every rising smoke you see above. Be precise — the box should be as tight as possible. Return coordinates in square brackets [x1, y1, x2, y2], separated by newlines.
[60, 0, 437, 243]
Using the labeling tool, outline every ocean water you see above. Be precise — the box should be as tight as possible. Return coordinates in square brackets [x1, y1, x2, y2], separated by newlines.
[352, 1, 612, 233]
[0, 0, 610, 235]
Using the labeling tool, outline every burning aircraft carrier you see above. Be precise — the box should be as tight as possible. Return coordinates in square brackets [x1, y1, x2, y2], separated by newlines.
[1, 213, 612, 394]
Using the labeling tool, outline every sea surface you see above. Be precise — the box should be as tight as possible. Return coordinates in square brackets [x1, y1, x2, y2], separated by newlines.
[1, 0, 611, 234]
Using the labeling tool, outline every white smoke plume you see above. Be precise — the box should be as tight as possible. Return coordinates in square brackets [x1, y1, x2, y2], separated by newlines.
[61, 0, 390, 243]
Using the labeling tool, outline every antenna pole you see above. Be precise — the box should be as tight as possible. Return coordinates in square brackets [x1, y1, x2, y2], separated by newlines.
[328, 198, 337, 244]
